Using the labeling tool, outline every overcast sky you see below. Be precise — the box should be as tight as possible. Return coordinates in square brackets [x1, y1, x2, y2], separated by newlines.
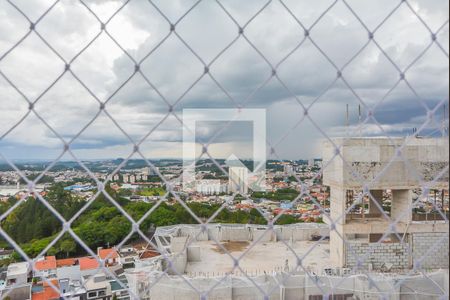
[0, 0, 448, 161]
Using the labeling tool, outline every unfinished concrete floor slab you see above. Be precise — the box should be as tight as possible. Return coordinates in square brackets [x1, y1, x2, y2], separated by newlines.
[185, 240, 331, 277]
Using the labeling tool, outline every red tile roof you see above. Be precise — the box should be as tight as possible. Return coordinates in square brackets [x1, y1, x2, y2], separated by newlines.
[56, 258, 76, 268]
[34, 256, 56, 271]
[140, 250, 160, 259]
[78, 257, 100, 271]
[32, 280, 60, 300]
[98, 248, 118, 260]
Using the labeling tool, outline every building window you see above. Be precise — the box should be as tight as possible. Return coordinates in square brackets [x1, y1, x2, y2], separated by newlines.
[88, 291, 97, 298]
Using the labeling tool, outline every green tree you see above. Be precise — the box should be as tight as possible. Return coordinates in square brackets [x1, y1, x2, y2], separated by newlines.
[59, 239, 76, 257]
[276, 214, 298, 225]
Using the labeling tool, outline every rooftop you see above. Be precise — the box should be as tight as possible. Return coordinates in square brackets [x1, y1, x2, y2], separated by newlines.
[139, 250, 160, 259]
[98, 248, 119, 260]
[84, 273, 108, 291]
[56, 258, 77, 268]
[7, 262, 29, 276]
[110, 278, 128, 291]
[59, 278, 86, 297]
[31, 280, 60, 300]
[185, 240, 330, 276]
[34, 256, 56, 271]
[78, 257, 100, 271]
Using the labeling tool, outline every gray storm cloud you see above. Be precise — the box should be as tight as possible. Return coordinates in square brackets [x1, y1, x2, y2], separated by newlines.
[0, 0, 448, 160]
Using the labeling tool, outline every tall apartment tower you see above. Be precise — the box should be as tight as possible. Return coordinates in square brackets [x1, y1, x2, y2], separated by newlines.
[228, 166, 249, 195]
[123, 174, 130, 183]
[283, 164, 294, 175]
[322, 137, 449, 270]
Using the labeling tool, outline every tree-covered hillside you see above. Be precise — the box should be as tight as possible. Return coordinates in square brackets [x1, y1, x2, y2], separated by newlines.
[0, 184, 299, 261]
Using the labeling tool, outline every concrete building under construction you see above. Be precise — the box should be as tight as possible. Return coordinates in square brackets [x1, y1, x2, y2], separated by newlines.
[322, 137, 449, 270]
[121, 137, 449, 300]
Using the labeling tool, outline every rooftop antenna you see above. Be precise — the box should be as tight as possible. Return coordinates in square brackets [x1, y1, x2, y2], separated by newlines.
[346, 104, 349, 127]
[358, 104, 362, 137]
[442, 104, 447, 137]
[345, 104, 349, 136]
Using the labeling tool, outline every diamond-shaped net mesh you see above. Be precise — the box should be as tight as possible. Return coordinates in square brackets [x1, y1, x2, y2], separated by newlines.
[0, 0, 448, 299]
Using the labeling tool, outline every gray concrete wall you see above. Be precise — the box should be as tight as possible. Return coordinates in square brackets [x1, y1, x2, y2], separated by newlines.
[305, 275, 356, 298]
[231, 285, 264, 300]
[219, 226, 252, 241]
[322, 137, 449, 190]
[400, 271, 448, 300]
[207, 226, 220, 241]
[342, 221, 448, 235]
[165, 252, 187, 275]
[156, 224, 330, 243]
[272, 225, 329, 242]
[345, 242, 410, 270]
[180, 226, 209, 241]
[147, 281, 199, 300]
[353, 275, 401, 300]
[280, 275, 305, 300]
[187, 246, 201, 262]
[129, 270, 448, 300]
[156, 224, 330, 244]
[251, 228, 275, 242]
[412, 232, 449, 269]
[166, 236, 188, 275]
[231, 276, 281, 300]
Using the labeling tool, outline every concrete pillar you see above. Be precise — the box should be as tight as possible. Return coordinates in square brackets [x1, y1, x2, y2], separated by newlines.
[391, 189, 412, 223]
[330, 225, 345, 267]
[368, 189, 383, 216]
[329, 187, 346, 267]
[330, 187, 346, 225]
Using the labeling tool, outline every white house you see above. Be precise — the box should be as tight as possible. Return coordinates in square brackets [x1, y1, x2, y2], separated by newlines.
[6, 262, 29, 286]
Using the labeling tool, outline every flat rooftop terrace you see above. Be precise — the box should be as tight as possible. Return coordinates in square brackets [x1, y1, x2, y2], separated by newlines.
[185, 240, 331, 276]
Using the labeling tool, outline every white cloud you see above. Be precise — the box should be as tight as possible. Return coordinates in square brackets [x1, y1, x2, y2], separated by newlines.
[0, 0, 448, 160]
